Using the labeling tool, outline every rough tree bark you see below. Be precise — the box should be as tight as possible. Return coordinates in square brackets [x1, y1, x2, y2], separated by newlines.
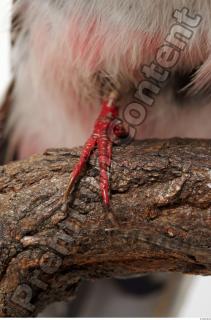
[0, 138, 210, 316]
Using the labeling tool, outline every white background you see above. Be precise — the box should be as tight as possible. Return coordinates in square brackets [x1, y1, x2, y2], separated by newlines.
[0, 0, 210, 317]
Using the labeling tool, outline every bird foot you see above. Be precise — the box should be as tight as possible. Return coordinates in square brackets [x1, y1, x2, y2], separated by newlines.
[63, 91, 125, 208]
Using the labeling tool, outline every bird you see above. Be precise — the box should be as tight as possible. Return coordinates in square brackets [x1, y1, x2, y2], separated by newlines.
[1, 0, 211, 206]
[1, 0, 211, 316]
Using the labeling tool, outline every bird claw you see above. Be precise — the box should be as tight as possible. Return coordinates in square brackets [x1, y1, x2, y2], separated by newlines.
[63, 92, 119, 208]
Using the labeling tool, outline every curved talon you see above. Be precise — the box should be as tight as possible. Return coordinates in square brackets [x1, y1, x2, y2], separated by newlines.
[63, 175, 75, 202]
[64, 91, 119, 207]
[63, 135, 97, 203]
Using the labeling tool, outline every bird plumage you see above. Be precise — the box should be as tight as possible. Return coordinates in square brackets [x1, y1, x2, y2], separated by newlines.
[1, 0, 211, 158]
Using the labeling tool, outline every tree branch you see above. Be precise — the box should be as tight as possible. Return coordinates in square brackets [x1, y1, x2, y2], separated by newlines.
[0, 138, 211, 316]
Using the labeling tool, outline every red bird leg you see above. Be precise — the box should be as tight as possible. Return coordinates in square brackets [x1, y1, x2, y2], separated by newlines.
[63, 136, 97, 201]
[98, 135, 112, 207]
[63, 91, 119, 207]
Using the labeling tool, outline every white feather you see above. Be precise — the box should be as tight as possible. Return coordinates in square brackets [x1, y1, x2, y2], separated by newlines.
[8, 0, 211, 158]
